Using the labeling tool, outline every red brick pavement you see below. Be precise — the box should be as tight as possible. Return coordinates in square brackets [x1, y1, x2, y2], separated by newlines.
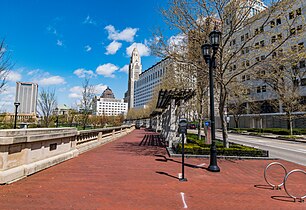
[0, 129, 305, 210]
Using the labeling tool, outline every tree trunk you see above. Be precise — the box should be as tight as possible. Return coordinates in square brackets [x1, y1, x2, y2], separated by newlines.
[288, 113, 293, 136]
[220, 110, 229, 148]
[219, 87, 229, 148]
[197, 118, 202, 140]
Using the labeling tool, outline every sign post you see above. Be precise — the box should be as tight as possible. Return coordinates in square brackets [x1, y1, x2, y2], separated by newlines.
[178, 119, 188, 182]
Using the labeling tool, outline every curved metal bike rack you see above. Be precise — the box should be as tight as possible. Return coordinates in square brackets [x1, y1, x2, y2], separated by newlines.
[264, 162, 287, 190]
[284, 169, 306, 203]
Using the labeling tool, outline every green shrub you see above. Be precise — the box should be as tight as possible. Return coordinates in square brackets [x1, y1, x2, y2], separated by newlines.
[175, 142, 268, 157]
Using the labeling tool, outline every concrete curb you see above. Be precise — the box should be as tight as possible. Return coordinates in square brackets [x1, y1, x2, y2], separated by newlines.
[228, 131, 306, 144]
[166, 147, 278, 160]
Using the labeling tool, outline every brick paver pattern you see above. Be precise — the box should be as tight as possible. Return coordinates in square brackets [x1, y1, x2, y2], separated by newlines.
[0, 129, 305, 209]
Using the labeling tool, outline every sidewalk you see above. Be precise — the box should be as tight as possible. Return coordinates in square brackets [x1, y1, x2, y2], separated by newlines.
[0, 129, 305, 210]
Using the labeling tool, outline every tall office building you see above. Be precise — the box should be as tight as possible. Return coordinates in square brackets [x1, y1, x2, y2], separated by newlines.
[126, 48, 142, 109]
[15, 82, 38, 115]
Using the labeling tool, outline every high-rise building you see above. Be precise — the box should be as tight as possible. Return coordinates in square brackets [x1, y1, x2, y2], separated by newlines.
[93, 87, 128, 116]
[15, 82, 38, 115]
[126, 48, 142, 109]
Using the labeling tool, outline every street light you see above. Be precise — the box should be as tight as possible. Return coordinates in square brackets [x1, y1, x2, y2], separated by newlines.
[55, 108, 59, 128]
[201, 29, 221, 172]
[14, 102, 20, 129]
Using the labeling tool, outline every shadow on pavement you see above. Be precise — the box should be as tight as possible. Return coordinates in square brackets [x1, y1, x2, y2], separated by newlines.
[154, 155, 207, 170]
[254, 184, 274, 190]
[156, 171, 179, 180]
[271, 196, 296, 203]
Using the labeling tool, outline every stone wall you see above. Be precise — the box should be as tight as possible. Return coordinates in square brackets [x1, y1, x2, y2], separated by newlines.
[0, 125, 134, 184]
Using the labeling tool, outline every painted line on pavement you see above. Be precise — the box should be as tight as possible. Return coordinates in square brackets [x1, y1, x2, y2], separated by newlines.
[180, 192, 188, 209]
[196, 163, 206, 167]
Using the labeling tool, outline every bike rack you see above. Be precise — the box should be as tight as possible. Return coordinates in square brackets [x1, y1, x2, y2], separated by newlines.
[264, 162, 287, 190]
[284, 169, 306, 203]
[263, 162, 305, 203]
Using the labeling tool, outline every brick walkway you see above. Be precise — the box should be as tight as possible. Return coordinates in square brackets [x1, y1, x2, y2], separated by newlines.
[0, 129, 305, 210]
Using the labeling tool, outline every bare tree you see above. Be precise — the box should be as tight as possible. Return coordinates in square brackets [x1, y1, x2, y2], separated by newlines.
[0, 40, 12, 93]
[254, 46, 306, 135]
[152, 0, 301, 147]
[79, 78, 95, 130]
[38, 89, 57, 127]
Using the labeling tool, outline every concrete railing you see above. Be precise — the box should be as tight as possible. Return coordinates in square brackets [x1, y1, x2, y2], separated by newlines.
[0, 125, 134, 184]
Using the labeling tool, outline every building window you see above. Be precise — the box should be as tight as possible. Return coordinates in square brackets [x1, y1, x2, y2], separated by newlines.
[260, 40, 265, 47]
[257, 86, 261, 93]
[301, 78, 306, 86]
[298, 42, 304, 51]
[300, 60, 306, 68]
[277, 33, 282, 40]
[297, 25, 303, 33]
[296, 8, 302, 16]
[276, 18, 281, 25]
[272, 51, 277, 59]
[261, 55, 265, 60]
[271, 36, 276, 43]
[241, 35, 244, 42]
[262, 85, 266, 92]
[270, 20, 275, 28]
[290, 27, 296, 35]
[289, 11, 295, 19]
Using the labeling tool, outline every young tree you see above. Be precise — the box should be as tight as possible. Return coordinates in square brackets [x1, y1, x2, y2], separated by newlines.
[153, 0, 301, 147]
[38, 89, 57, 127]
[0, 40, 12, 93]
[254, 47, 306, 135]
[79, 78, 95, 130]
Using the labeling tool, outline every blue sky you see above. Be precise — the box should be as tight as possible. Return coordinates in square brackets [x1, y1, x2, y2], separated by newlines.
[0, 0, 170, 112]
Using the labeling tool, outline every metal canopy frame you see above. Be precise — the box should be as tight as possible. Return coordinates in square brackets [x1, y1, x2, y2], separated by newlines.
[156, 89, 196, 110]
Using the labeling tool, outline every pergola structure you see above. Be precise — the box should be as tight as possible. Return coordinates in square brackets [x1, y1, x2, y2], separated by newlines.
[151, 89, 195, 148]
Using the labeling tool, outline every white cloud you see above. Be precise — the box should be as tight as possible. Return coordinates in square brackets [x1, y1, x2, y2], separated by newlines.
[57, 40, 63, 46]
[119, 65, 129, 74]
[38, 76, 66, 86]
[47, 25, 58, 35]
[0, 86, 16, 112]
[84, 45, 92, 52]
[83, 15, 96, 25]
[0, 47, 6, 53]
[73, 68, 96, 78]
[168, 34, 187, 53]
[104, 25, 138, 42]
[69, 86, 83, 99]
[126, 43, 150, 57]
[7, 71, 22, 82]
[27, 69, 41, 76]
[94, 84, 107, 94]
[68, 93, 82, 99]
[105, 41, 122, 55]
[96, 63, 119, 78]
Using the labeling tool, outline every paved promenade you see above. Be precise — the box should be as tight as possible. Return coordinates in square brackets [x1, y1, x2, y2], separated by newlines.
[0, 129, 305, 209]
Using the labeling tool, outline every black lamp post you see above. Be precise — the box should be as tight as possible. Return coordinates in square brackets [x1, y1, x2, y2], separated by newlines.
[201, 29, 221, 172]
[14, 102, 20, 129]
[55, 108, 59, 128]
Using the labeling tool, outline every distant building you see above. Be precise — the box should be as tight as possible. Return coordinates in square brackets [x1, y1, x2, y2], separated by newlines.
[15, 82, 38, 115]
[126, 48, 142, 109]
[134, 58, 170, 108]
[93, 87, 128, 116]
[54, 104, 70, 115]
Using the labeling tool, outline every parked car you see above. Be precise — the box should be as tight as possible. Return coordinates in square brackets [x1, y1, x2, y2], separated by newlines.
[188, 123, 197, 129]
[135, 121, 141, 129]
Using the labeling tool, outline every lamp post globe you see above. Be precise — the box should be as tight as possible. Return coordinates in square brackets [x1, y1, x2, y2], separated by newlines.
[209, 29, 221, 51]
[13, 102, 20, 129]
[201, 43, 211, 63]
